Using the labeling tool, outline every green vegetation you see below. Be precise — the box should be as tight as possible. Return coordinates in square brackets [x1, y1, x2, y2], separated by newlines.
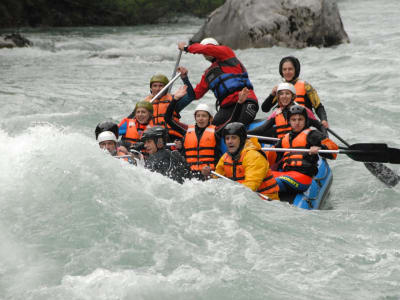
[0, 0, 225, 28]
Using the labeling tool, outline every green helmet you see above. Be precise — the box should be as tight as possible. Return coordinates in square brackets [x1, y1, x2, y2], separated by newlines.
[150, 74, 169, 87]
[135, 100, 153, 114]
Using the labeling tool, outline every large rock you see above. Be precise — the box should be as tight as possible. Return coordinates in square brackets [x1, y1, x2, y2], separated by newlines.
[191, 0, 350, 49]
[0, 33, 32, 49]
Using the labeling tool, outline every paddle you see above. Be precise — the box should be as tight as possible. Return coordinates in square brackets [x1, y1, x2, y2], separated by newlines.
[168, 50, 183, 93]
[150, 72, 181, 103]
[327, 128, 399, 187]
[261, 143, 400, 164]
[210, 171, 271, 201]
[247, 134, 279, 142]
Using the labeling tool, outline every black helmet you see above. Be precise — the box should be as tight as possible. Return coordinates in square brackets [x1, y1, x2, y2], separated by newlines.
[95, 121, 119, 139]
[279, 56, 301, 80]
[287, 105, 309, 127]
[141, 126, 167, 143]
[222, 122, 247, 151]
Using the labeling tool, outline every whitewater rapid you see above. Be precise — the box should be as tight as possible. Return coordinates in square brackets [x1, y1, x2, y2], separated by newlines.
[1, 1, 400, 299]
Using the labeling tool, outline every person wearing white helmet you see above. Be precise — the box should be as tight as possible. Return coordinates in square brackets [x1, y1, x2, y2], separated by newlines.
[165, 100, 223, 178]
[177, 37, 259, 127]
[248, 82, 325, 139]
[261, 56, 329, 128]
[95, 121, 132, 161]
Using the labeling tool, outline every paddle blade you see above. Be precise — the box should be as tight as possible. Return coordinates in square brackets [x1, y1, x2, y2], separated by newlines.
[388, 147, 400, 164]
[346, 143, 389, 163]
[364, 162, 400, 187]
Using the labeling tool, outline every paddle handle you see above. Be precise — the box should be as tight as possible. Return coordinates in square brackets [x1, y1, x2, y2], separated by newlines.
[211, 171, 271, 201]
[150, 72, 182, 103]
[247, 134, 279, 142]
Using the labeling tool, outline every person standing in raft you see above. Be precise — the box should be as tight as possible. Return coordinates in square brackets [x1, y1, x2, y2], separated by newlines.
[262, 56, 329, 128]
[268, 105, 338, 199]
[177, 38, 259, 127]
[144, 71, 195, 142]
[201, 122, 280, 200]
[141, 126, 192, 184]
[95, 121, 133, 162]
[247, 82, 326, 139]
[165, 101, 221, 179]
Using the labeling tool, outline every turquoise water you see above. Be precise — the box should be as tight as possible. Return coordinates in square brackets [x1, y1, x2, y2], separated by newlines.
[1, 1, 400, 299]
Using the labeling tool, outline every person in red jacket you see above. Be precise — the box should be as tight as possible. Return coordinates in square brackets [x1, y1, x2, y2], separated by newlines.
[178, 37, 259, 127]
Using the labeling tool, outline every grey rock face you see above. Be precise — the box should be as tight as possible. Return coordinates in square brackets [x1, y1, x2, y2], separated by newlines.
[191, 0, 350, 49]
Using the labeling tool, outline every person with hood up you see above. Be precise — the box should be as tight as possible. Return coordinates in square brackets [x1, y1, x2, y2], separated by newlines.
[262, 56, 329, 128]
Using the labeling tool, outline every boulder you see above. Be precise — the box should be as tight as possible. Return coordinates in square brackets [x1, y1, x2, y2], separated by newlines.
[0, 33, 32, 49]
[191, 0, 350, 49]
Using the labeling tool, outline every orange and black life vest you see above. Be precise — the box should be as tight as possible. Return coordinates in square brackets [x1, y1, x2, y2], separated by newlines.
[120, 118, 153, 145]
[222, 151, 279, 196]
[281, 129, 315, 171]
[145, 94, 183, 139]
[274, 112, 291, 139]
[294, 80, 307, 107]
[183, 125, 217, 171]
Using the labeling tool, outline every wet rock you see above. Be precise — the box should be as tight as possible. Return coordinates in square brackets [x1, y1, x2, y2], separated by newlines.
[191, 0, 350, 49]
[0, 33, 32, 49]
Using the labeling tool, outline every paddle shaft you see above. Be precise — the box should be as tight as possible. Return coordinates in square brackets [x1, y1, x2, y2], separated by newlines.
[247, 134, 279, 142]
[168, 50, 183, 93]
[261, 147, 342, 154]
[150, 72, 181, 103]
[211, 171, 271, 201]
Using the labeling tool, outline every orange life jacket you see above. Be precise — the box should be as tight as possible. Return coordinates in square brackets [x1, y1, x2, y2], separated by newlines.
[294, 80, 307, 107]
[274, 112, 291, 139]
[183, 125, 217, 171]
[145, 94, 183, 139]
[222, 151, 279, 196]
[281, 129, 312, 169]
[120, 118, 153, 145]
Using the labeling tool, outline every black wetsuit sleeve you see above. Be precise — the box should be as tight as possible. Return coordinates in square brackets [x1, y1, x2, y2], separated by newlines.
[170, 150, 193, 183]
[175, 76, 196, 113]
[315, 104, 328, 122]
[309, 118, 328, 137]
[307, 130, 335, 159]
[247, 119, 276, 137]
[261, 94, 276, 113]
[165, 99, 188, 137]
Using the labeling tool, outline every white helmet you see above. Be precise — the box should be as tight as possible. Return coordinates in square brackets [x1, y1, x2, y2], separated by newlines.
[277, 82, 296, 95]
[200, 37, 219, 46]
[194, 103, 214, 117]
[97, 131, 117, 143]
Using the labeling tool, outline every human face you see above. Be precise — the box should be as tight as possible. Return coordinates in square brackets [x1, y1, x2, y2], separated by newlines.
[135, 107, 152, 124]
[203, 54, 214, 62]
[289, 114, 306, 133]
[277, 90, 293, 108]
[195, 111, 211, 128]
[150, 82, 166, 96]
[144, 139, 158, 154]
[282, 61, 296, 82]
[225, 135, 241, 154]
[99, 140, 117, 154]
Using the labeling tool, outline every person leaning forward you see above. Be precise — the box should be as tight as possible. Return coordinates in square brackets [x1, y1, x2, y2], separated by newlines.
[178, 38, 259, 127]
[202, 122, 280, 200]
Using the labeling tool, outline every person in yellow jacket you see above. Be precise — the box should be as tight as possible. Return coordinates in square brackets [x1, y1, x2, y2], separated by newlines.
[201, 122, 280, 200]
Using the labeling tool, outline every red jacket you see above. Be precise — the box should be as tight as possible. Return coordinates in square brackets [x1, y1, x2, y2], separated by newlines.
[187, 43, 258, 107]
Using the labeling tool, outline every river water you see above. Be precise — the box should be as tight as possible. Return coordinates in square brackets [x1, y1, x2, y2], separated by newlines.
[1, 0, 400, 299]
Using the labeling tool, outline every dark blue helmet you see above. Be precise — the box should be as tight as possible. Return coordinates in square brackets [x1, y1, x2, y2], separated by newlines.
[95, 121, 119, 139]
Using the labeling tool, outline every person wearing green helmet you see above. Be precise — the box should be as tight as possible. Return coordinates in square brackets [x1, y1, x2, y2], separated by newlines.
[143, 68, 196, 142]
[118, 100, 155, 149]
